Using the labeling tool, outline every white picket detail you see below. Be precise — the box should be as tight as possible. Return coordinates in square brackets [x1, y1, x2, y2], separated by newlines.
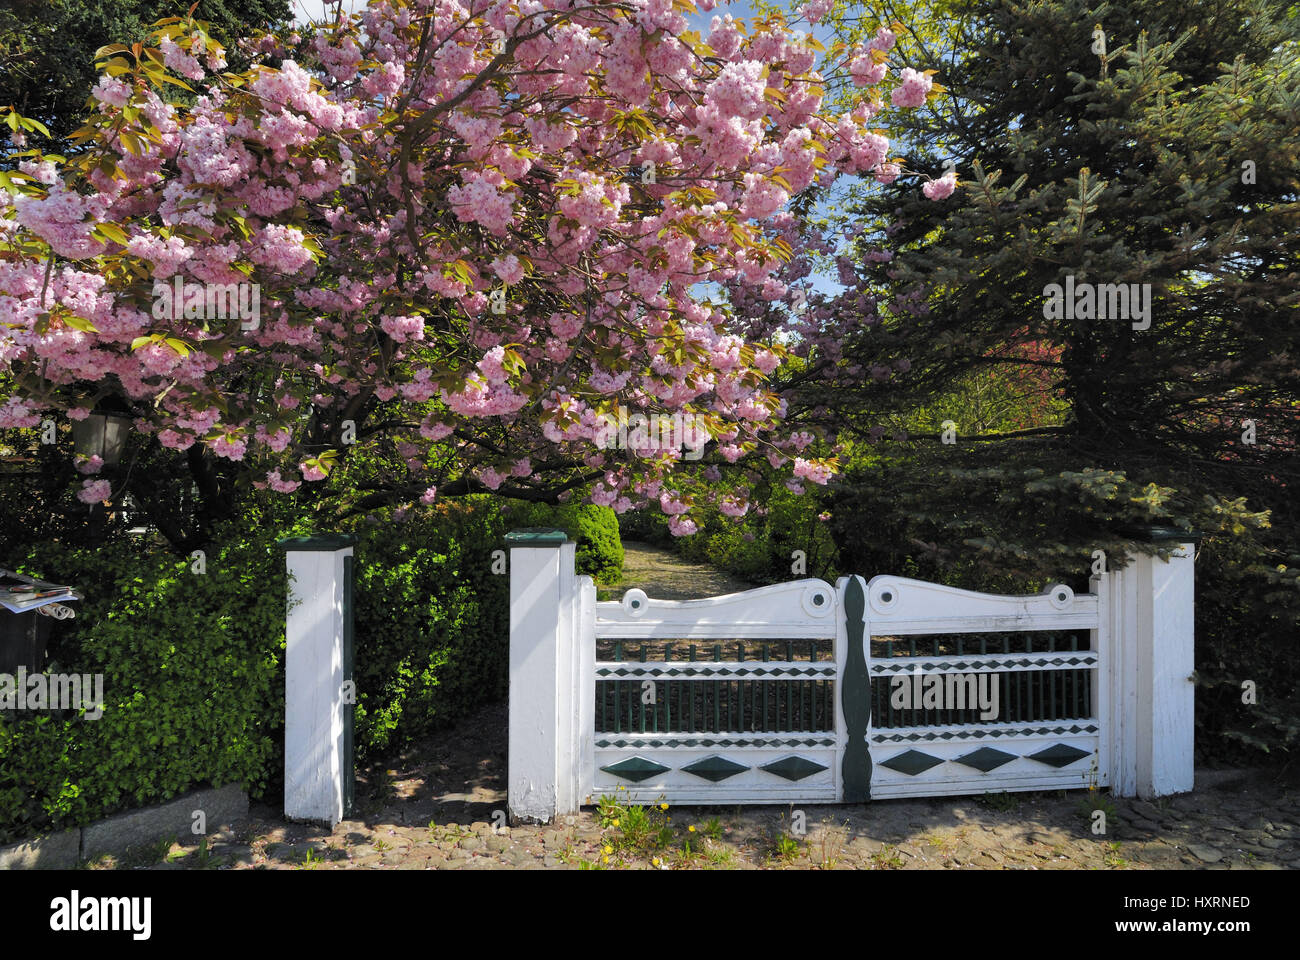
[593, 579, 838, 639]
[862, 576, 1097, 633]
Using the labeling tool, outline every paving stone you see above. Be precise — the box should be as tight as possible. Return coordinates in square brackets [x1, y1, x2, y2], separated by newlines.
[215, 843, 256, 866]
[1187, 844, 1225, 863]
[1129, 800, 1165, 822]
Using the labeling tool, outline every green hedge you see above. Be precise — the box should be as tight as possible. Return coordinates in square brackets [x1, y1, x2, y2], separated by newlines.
[0, 527, 286, 844]
[502, 502, 624, 583]
[349, 499, 510, 760]
[0, 494, 622, 843]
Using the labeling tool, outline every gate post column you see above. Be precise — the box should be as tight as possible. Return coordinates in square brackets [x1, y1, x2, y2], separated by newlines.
[1112, 529, 1198, 798]
[280, 533, 357, 827]
[507, 529, 578, 824]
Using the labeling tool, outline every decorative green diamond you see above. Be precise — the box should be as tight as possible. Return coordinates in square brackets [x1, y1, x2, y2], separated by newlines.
[600, 756, 670, 782]
[681, 756, 750, 782]
[1029, 744, 1090, 768]
[954, 747, 1016, 772]
[879, 749, 944, 776]
[760, 756, 828, 781]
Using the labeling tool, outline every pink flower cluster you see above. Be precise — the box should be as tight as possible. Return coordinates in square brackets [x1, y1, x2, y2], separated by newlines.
[0, 0, 924, 528]
[891, 68, 933, 108]
[923, 171, 958, 200]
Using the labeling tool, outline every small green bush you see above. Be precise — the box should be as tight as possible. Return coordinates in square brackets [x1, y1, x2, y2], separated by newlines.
[502, 502, 624, 583]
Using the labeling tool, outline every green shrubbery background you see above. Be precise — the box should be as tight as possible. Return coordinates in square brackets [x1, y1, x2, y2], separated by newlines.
[0, 498, 621, 844]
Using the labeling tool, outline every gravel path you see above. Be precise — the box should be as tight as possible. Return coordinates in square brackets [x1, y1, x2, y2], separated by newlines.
[599, 540, 757, 601]
[85, 543, 1300, 871]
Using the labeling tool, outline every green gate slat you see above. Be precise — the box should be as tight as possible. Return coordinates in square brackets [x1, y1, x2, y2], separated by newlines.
[1071, 634, 1080, 717]
[689, 644, 696, 733]
[663, 642, 673, 731]
[1048, 635, 1056, 720]
[885, 638, 893, 727]
[614, 641, 622, 733]
[1025, 635, 1034, 720]
[785, 640, 792, 731]
[713, 643, 722, 732]
[762, 642, 769, 731]
[841, 577, 871, 802]
[734, 642, 743, 731]
[640, 644, 647, 733]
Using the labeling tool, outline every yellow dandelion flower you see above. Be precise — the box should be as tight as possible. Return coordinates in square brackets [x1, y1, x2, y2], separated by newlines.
[602, 855, 609, 863]
[660, 803, 669, 810]
[688, 825, 696, 832]
[612, 819, 620, 827]
[603, 845, 613, 855]
[652, 858, 661, 867]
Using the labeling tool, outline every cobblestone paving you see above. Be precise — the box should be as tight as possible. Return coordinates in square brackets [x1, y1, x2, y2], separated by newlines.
[110, 707, 1298, 871]
[87, 543, 1300, 871]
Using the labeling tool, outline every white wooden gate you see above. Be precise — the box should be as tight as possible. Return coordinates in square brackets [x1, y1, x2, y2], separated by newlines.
[588, 579, 843, 804]
[856, 575, 1107, 799]
[505, 531, 1195, 822]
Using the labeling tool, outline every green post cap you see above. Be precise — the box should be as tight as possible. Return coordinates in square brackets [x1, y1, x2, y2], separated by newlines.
[277, 533, 359, 551]
[504, 528, 569, 545]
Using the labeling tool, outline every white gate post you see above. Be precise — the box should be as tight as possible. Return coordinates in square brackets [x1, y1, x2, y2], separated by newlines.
[1109, 530, 1198, 798]
[507, 529, 580, 824]
[280, 534, 357, 826]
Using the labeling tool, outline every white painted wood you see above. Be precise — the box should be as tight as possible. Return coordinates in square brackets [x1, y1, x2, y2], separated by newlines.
[596, 730, 839, 745]
[594, 579, 838, 639]
[864, 575, 1098, 633]
[868, 650, 1099, 675]
[868, 718, 1103, 741]
[507, 541, 580, 823]
[1090, 567, 1112, 798]
[1107, 558, 1139, 796]
[577, 577, 597, 806]
[590, 745, 839, 805]
[868, 732, 1104, 798]
[1137, 543, 1196, 797]
[554, 546, 577, 815]
[507, 539, 1193, 808]
[284, 546, 351, 826]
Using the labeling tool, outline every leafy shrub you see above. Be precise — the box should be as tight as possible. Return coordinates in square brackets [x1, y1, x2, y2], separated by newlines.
[347, 498, 510, 760]
[502, 502, 624, 583]
[0, 493, 574, 842]
[620, 484, 835, 587]
[0, 524, 287, 844]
